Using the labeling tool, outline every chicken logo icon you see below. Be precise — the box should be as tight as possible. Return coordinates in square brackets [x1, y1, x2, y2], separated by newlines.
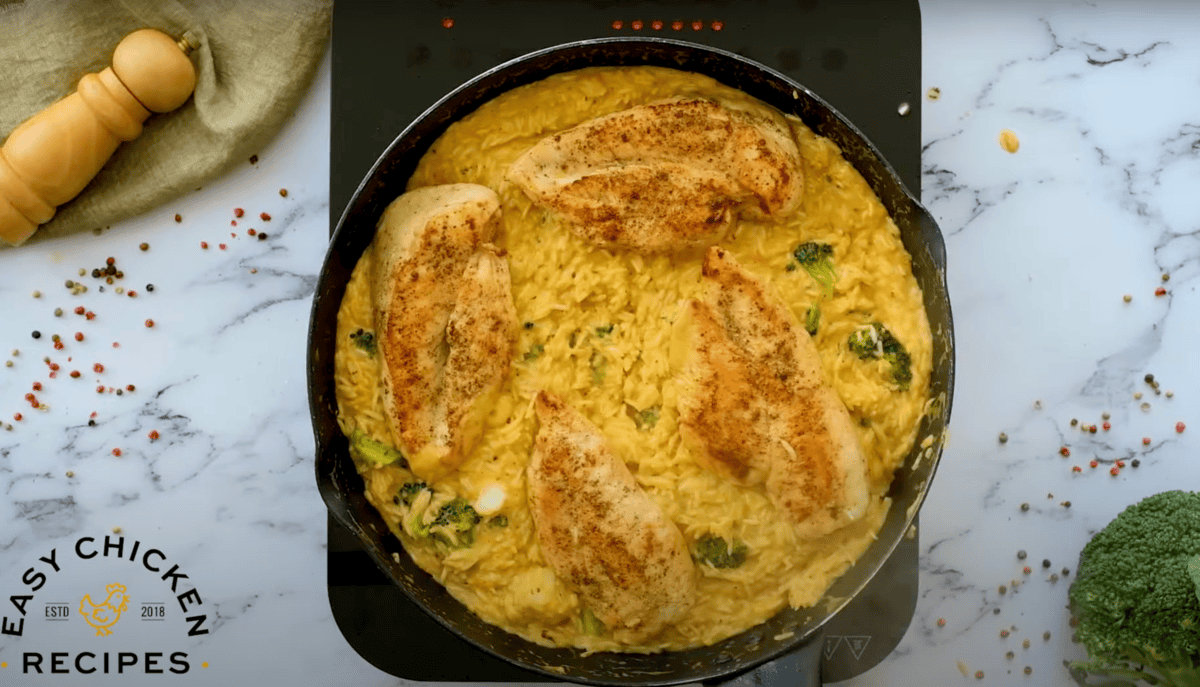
[79, 583, 130, 637]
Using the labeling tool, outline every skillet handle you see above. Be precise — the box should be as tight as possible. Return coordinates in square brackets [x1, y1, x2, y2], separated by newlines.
[702, 631, 823, 687]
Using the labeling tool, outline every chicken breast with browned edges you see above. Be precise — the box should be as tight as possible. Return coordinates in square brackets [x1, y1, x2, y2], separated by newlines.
[507, 97, 803, 253]
[527, 391, 696, 635]
[372, 184, 518, 482]
[673, 247, 869, 539]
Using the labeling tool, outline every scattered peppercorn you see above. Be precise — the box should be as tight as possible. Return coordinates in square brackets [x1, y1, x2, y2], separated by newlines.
[148, 430, 160, 440]
[249, 154, 258, 164]
[1059, 446, 1070, 457]
[115, 389, 122, 396]
[96, 386, 104, 393]
[279, 188, 288, 197]
[32, 331, 41, 339]
[1062, 567, 1070, 576]
[1006, 651, 1015, 660]
[74, 332, 83, 342]
[48, 362, 59, 371]
[1162, 273, 1170, 282]
[1155, 286, 1167, 296]
[257, 233, 268, 241]
[1116, 460, 1125, 468]
[1022, 639, 1031, 649]
[13, 413, 22, 421]
[1042, 559, 1050, 569]
[127, 290, 137, 298]
[1142, 437, 1151, 445]
[32, 290, 42, 298]
[1000, 629, 1010, 637]
[1131, 459, 1140, 468]
[260, 212, 271, 221]
[1089, 460, 1098, 468]
[1070, 418, 1078, 426]
[93, 363, 104, 373]
[998, 432, 1008, 444]
[218, 243, 226, 250]
[32, 382, 41, 391]
[1020, 503, 1029, 512]
[70, 370, 80, 378]
[937, 618, 946, 627]
[1024, 666, 1033, 675]
[247, 228, 257, 236]
[1177, 421, 1186, 433]
[53, 342, 63, 350]
[1061, 501, 1071, 508]
[53, 308, 62, 317]
[1110, 466, 1120, 476]
[201, 241, 208, 249]
[994, 608, 1000, 615]
[145, 319, 155, 328]
[88, 420, 95, 426]
[975, 670, 984, 680]
[1089, 424, 1097, 434]
[1023, 566, 1031, 575]
[126, 384, 135, 392]
[139, 242, 149, 251]
[1017, 549, 1026, 560]
[1102, 421, 1111, 430]
[1072, 465, 1082, 473]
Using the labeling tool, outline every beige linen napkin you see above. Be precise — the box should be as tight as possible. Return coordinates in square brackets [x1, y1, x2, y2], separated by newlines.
[0, 0, 331, 247]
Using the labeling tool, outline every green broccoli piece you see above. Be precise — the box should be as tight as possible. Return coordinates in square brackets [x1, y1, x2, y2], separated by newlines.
[804, 304, 820, 337]
[429, 498, 482, 547]
[487, 514, 508, 528]
[847, 322, 912, 391]
[590, 351, 608, 385]
[792, 242, 836, 296]
[693, 534, 749, 569]
[348, 430, 406, 466]
[523, 343, 545, 362]
[580, 607, 606, 636]
[595, 323, 615, 338]
[349, 328, 377, 356]
[634, 406, 660, 431]
[396, 481, 429, 507]
[1067, 490, 1200, 687]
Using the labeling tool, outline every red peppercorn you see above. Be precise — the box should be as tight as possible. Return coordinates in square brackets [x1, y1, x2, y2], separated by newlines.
[200, 241, 208, 249]
[1116, 460, 1125, 468]
[1110, 466, 1120, 476]
[1071, 465, 1082, 473]
[1059, 446, 1070, 457]
[259, 212, 271, 221]
[106, 257, 115, 266]
[234, 208, 244, 218]
[112, 448, 122, 457]
[96, 385, 104, 393]
[1089, 424, 1097, 434]
[126, 384, 134, 392]
[231, 220, 238, 227]
[1102, 421, 1111, 431]
[1089, 460, 1098, 468]
[112, 342, 119, 348]
[1155, 287, 1167, 296]
[13, 413, 22, 421]
[70, 370, 80, 378]
[145, 319, 155, 328]
[48, 371, 56, 379]
[29, 400, 39, 409]
[74, 306, 85, 315]
[1143, 437, 1151, 445]
[49, 363, 59, 371]
[174, 214, 182, 223]
[148, 430, 160, 440]
[32, 382, 42, 391]
[85, 311, 95, 320]
[93, 363, 104, 373]
[1022, 566, 1031, 575]
[1177, 422, 1186, 433]
[25, 393, 34, 402]
[74, 332, 83, 342]
[219, 243, 226, 250]
[247, 228, 257, 236]
[127, 291, 137, 298]
[937, 618, 946, 627]
[53, 341, 63, 350]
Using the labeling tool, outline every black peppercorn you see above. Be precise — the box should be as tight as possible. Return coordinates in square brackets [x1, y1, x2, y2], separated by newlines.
[146, 284, 154, 292]
[31, 331, 40, 339]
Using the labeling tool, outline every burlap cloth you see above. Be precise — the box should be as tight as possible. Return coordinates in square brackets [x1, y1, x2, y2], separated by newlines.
[0, 0, 331, 247]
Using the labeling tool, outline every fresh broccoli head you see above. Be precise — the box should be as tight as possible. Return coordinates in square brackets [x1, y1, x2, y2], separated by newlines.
[427, 498, 483, 547]
[1067, 490, 1200, 687]
[348, 430, 406, 466]
[693, 534, 749, 569]
[847, 322, 912, 390]
[349, 328, 377, 355]
[792, 242, 836, 296]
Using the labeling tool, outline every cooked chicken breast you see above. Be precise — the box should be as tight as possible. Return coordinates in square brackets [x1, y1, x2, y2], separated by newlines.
[507, 97, 803, 253]
[527, 391, 696, 635]
[673, 247, 869, 538]
[372, 184, 518, 482]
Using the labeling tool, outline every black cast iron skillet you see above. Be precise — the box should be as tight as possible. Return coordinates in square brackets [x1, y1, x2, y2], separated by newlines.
[308, 37, 954, 686]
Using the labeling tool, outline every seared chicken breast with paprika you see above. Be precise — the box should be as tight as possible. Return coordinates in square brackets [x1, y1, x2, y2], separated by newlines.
[673, 247, 869, 539]
[507, 97, 803, 253]
[372, 184, 518, 482]
[527, 391, 697, 635]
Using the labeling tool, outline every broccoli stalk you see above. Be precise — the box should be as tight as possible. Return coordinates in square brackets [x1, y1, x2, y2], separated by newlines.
[792, 242, 837, 296]
[847, 322, 912, 391]
[580, 607, 606, 636]
[693, 534, 749, 569]
[1067, 490, 1200, 687]
[349, 430, 406, 466]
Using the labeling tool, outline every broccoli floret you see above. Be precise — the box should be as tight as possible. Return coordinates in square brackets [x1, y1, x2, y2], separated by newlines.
[1067, 490, 1200, 687]
[693, 534, 749, 569]
[792, 242, 836, 296]
[804, 304, 820, 337]
[348, 430, 406, 466]
[396, 481, 429, 507]
[595, 323, 615, 338]
[523, 343, 545, 362]
[634, 406, 660, 431]
[847, 322, 912, 391]
[580, 607, 606, 636]
[349, 328, 377, 356]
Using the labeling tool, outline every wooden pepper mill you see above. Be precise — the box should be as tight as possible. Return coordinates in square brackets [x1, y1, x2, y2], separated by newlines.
[0, 29, 198, 245]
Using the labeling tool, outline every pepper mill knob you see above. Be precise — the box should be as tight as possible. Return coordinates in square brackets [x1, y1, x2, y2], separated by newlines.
[0, 28, 198, 245]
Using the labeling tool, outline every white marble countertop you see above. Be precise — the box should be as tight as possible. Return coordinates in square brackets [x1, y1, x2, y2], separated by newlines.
[2, 1, 1197, 685]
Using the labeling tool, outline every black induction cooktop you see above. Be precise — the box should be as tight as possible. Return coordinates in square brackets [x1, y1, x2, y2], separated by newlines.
[327, 1, 923, 683]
